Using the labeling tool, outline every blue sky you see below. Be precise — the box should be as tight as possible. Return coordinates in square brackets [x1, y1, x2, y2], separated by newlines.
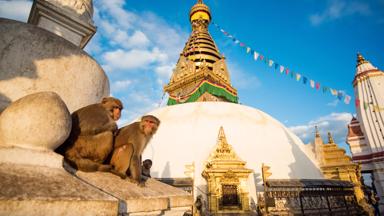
[1, 0, 384, 152]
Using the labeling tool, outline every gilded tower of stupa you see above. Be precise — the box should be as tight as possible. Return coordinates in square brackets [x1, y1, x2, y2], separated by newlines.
[164, 0, 238, 105]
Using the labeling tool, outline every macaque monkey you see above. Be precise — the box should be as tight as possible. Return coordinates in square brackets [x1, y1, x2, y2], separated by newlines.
[56, 97, 123, 172]
[142, 159, 152, 178]
[110, 115, 160, 185]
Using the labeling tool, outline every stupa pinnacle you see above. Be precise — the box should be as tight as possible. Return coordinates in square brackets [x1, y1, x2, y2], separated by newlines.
[164, 0, 238, 105]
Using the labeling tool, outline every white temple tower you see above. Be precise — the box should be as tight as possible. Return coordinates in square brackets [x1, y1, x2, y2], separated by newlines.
[347, 53, 384, 205]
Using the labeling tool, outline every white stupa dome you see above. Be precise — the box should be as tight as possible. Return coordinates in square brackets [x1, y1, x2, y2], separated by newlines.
[143, 102, 323, 198]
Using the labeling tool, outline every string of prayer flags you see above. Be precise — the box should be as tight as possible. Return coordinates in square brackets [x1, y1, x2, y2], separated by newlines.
[212, 21, 353, 105]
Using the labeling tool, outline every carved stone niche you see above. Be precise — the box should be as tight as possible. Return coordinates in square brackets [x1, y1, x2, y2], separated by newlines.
[202, 127, 252, 215]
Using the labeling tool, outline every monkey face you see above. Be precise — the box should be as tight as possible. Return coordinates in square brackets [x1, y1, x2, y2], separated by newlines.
[143, 119, 158, 136]
[101, 97, 123, 121]
[112, 106, 122, 121]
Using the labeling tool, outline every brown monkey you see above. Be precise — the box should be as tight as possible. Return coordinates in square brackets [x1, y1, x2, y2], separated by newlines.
[110, 115, 160, 185]
[56, 97, 123, 172]
[142, 159, 152, 178]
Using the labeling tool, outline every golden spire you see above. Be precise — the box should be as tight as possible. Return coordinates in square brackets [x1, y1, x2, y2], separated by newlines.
[327, 132, 335, 144]
[356, 52, 368, 67]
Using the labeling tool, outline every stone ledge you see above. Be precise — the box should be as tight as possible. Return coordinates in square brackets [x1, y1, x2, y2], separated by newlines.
[0, 163, 118, 216]
[76, 171, 193, 214]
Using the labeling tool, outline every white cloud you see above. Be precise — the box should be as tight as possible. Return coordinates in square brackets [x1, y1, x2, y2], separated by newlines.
[228, 63, 261, 90]
[111, 79, 133, 92]
[0, 0, 32, 22]
[309, 0, 371, 26]
[155, 64, 174, 79]
[102, 48, 168, 71]
[289, 112, 353, 145]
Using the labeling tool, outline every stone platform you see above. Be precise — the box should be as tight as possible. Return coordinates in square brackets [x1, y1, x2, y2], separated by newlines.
[0, 147, 193, 216]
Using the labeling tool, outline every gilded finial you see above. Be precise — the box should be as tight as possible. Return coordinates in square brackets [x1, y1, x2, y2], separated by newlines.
[327, 132, 335, 144]
[315, 126, 320, 138]
[198, 0, 203, 3]
[218, 126, 226, 141]
[357, 52, 368, 67]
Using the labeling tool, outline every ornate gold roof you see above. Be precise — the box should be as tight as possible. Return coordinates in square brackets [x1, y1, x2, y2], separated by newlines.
[165, 0, 234, 94]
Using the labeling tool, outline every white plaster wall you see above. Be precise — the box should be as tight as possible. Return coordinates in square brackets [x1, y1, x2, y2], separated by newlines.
[142, 102, 323, 204]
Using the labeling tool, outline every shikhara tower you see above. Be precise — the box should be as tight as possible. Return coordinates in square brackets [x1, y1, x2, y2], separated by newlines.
[164, 0, 238, 105]
[347, 53, 384, 203]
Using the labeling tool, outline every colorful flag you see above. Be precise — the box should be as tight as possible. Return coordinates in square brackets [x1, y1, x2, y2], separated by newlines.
[355, 99, 360, 107]
[240, 42, 245, 47]
[228, 35, 233, 38]
[316, 82, 320, 90]
[253, 51, 259, 61]
[330, 89, 338, 96]
[285, 68, 290, 75]
[337, 92, 343, 100]
[344, 95, 351, 104]
[290, 71, 295, 78]
[223, 32, 228, 35]
[323, 86, 329, 93]
[303, 77, 308, 84]
[260, 55, 264, 61]
[275, 63, 279, 70]
[310, 80, 315, 88]
[280, 66, 285, 73]
[220, 29, 225, 33]
[246, 47, 251, 53]
[296, 73, 301, 81]
[269, 60, 274, 67]
[234, 40, 240, 44]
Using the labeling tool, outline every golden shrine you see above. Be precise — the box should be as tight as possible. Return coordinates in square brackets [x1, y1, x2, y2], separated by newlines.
[164, 0, 238, 105]
[314, 127, 372, 212]
[202, 127, 252, 214]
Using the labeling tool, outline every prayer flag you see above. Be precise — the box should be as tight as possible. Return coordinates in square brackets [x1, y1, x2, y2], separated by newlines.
[234, 40, 240, 44]
[323, 86, 329, 93]
[337, 92, 343, 100]
[223, 32, 228, 35]
[344, 95, 351, 104]
[296, 73, 301, 81]
[330, 89, 338, 96]
[269, 60, 274, 67]
[220, 29, 225, 33]
[240, 42, 245, 47]
[246, 47, 251, 53]
[254, 51, 259, 61]
[290, 71, 295, 78]
[316, 82, 320, 90]
[228, 35, 233, 38]
[275, 63, 279, 70]
[303, 77, 308, 84]
[285, 68, 290, 75]
[260, 55, 264, 61]
[310, 80, 315, 88]
[280, 66, 285, 73]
